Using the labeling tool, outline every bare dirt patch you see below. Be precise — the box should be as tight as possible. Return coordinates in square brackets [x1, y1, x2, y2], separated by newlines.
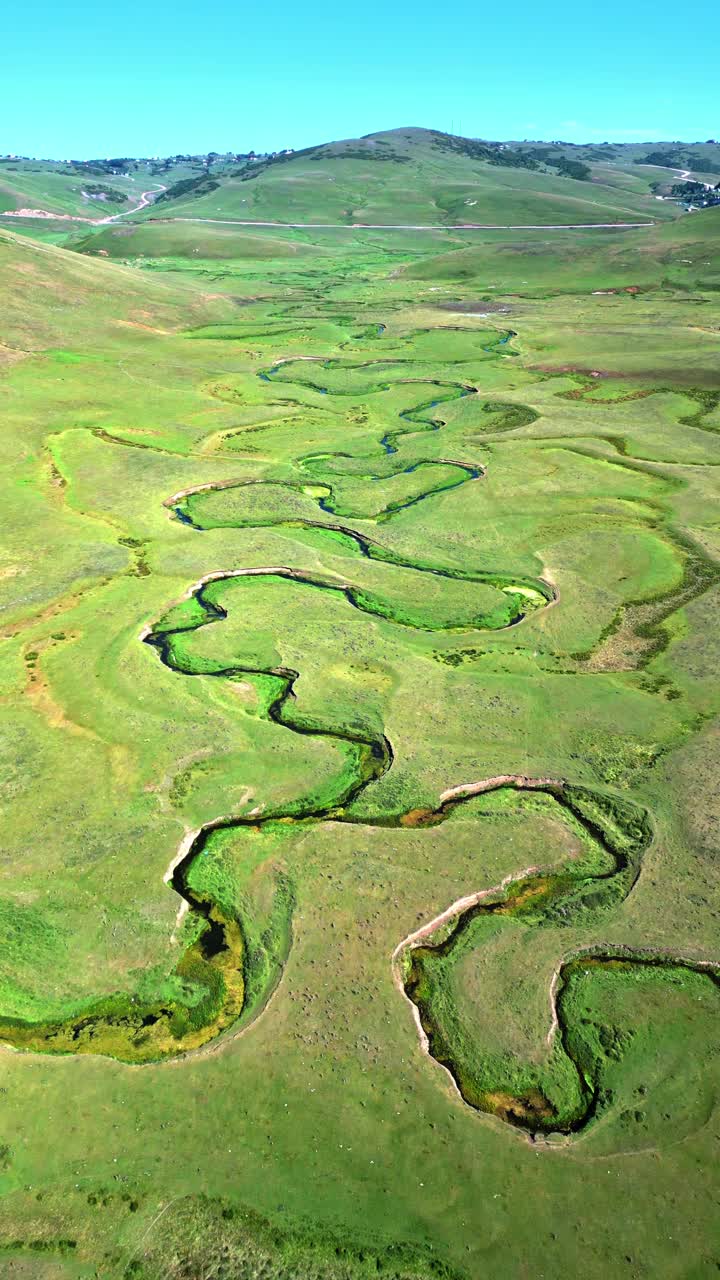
[433, 300, 512, 314]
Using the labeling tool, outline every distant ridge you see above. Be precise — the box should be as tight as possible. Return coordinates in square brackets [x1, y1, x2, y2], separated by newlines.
[6, 126, 716, 227]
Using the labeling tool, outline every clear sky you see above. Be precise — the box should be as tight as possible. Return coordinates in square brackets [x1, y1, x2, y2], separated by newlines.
[3, 0, 718, 157]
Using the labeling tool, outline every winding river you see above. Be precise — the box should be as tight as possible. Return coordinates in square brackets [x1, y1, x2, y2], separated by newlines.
[0, 319, 716, 1141]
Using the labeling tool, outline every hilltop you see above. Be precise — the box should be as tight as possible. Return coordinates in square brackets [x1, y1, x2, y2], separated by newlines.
[140, 127, 680, 226]
[5, 127, 720, 230]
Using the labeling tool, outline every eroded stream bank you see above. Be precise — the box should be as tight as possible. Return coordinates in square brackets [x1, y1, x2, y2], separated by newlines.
[395, 777, 720, 1133]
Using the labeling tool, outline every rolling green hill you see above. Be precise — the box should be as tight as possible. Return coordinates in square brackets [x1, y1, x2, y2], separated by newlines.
[6, 131, 720, 231]
[70, 218, 332, 260]
[0, 158, 147, 218]
[140, 127, 676, 226]
[5, 132, 720, 233]
[0, 155, 225, 219]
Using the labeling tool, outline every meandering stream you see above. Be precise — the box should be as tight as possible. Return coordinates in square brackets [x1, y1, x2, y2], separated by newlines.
[1, 320, 716, 1140]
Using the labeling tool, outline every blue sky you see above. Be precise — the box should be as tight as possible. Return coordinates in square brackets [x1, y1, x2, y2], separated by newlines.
[3, 0, 718, 156]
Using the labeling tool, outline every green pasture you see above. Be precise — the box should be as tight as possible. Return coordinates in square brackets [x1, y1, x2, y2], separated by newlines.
[0, 211, 719, 1277]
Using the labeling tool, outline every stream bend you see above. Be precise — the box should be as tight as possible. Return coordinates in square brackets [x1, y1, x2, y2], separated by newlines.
[394, 777, 720, 1134]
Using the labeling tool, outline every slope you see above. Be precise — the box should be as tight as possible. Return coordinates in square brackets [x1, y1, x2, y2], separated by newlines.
[0, 226, 230, 357]
[141, 127, 675, 227]
[402, 206, 720, 293]
[69, 218, 332, 261]
[0, 158, 147, 218]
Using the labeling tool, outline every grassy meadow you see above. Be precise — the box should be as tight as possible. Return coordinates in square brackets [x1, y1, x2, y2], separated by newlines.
[0, 198, 719, 1278]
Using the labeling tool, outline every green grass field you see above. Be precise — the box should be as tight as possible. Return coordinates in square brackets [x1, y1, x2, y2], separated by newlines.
[0, 190, 719, 1278]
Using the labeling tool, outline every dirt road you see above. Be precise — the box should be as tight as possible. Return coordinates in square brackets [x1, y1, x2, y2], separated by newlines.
[0, 183, 167, 225]
[99, 184, 167, 223]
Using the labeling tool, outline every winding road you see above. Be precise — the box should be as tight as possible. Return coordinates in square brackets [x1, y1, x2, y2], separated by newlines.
[0, 183, 167, 225]
[98, 183, 167, 223]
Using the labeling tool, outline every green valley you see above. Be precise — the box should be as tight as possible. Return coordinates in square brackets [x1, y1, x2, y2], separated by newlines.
[0, 127, 719, 1279]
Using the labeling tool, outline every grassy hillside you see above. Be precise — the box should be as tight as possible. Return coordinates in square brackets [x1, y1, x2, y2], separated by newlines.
[70, 218, 332, 260]
[502, 138, 720, 184]
[5, 133, 720, 230]
[0, 227, 230, 355]
[402, 206, 720, 293]
[0, 156, 224, 219]
[138, 127, 675, 226]
[0, 159, 147, 217]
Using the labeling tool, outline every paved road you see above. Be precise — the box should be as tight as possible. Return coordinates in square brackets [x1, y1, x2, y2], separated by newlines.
[171, 216, 655, 230]
[0, 201, 655, 233]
